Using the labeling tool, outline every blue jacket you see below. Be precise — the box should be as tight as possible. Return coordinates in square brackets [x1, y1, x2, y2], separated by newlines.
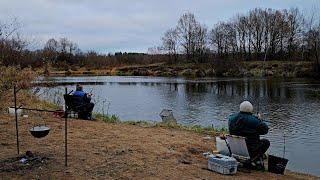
[73, 90, 86, 97]
[73, 90, 91, 107]
[228, 112, 269, 146]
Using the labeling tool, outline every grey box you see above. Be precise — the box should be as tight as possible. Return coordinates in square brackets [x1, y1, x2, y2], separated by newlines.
[208, 154, 238, 175]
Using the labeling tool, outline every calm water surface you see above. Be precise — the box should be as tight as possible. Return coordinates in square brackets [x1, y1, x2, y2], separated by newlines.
[36, 76, 320, 176]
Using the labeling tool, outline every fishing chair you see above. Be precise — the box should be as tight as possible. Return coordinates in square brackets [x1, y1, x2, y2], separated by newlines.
[63, 94, 92, 119]
[225, 134, 265, 170]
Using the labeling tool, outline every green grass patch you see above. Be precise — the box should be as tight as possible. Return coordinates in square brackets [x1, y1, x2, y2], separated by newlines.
[155, 122, 228, 135]
[94, 112, 228, 135]
[94, 113, 120, 123]
[116, 70, 126, 76]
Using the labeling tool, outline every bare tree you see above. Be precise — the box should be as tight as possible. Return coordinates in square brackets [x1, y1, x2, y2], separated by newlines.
[287, 8, 304, 60]
[59, 37, 69, 53]
[43, 38, 59, 64]
[235, 15, 248, 60]
[0, 18, 27, 66]
[249, 9, 265, 58]
[176, 12, 199, 61]
[162, 28, 179, 63]
[304, 8, 320, 73]
[209, 23, 224, 57]
[305, 27, 320, 72]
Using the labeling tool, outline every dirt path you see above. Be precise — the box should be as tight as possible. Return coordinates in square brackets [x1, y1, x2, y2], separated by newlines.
[0, 114, 317, 179]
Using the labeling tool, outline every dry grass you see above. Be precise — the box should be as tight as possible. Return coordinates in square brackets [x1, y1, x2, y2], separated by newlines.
[47, 61, 316, 78]
[0, 113, 317, 179]
[0, 66, 37, 111]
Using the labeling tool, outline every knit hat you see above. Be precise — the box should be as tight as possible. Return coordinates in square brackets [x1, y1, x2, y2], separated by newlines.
[76, 84, 83, 91]
[240, 101, 253, 113]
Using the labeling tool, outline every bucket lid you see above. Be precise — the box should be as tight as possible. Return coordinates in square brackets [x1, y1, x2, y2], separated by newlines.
[159, 109, 173, 116]
[30, 126, 50, 132]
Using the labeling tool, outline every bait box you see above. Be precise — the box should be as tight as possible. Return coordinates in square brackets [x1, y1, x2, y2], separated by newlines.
[208, 154, 238, 175]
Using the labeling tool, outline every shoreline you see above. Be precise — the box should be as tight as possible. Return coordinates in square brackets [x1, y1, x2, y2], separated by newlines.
[46, 61, 318, 78]
[0, 111, 319, 179]
[1, 86, 319, 179]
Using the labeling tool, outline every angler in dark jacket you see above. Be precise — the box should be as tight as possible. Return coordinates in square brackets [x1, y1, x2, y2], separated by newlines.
[228, 101, 270, 163]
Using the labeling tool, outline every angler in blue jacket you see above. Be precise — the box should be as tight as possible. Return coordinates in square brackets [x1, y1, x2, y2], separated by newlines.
[73, 84, 94, 119]
[228, 101, 270, 166]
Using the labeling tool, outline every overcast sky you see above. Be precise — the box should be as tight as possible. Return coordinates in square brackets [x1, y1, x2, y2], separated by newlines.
[0, 0, 318, 53]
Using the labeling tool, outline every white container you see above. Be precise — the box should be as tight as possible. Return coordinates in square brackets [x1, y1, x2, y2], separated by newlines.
[216, 137, 230, 156]
[159, 109, 177, 123]
[8, 107, 22, 116]
[208, 154, 238, 175]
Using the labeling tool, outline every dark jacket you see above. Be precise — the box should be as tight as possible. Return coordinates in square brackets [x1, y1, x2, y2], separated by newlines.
[228, 112, 269, 147]
[72, 93, 91, 108]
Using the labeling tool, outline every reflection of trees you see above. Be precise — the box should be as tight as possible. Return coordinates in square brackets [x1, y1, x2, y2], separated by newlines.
[184, 79, 308, 104]
[185, 83, 208, 93]
[39, 78, 312, 127]
[169, 83, 178, 91]
[42, 79, 310, 108]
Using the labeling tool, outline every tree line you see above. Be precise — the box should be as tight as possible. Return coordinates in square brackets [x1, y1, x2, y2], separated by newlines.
[0, 19, 165, 69]
[41, 38, 165, 70]
[1, 7, 320, 74]
[161, 8, 320, 72]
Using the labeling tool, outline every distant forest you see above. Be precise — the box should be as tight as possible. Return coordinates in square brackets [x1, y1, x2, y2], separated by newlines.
[0, 7, 320, 73]
[160, 8, 320, 72]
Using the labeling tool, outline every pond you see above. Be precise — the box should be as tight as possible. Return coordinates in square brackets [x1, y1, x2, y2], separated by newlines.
[36, 76, 320, 176]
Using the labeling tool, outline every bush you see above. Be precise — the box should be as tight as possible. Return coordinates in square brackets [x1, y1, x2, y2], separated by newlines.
[116, 70, 125, 76]
[0, 66, 36, 109]
[213, 60, 240, 77]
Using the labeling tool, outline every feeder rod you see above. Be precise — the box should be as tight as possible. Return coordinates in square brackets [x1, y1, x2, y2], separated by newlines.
[14, 86, 20, 154]
[283, 131, 286, 159]
[9, 107, 62, 113]
[65, 87, 68, 167]
[257, 98, 260, 115]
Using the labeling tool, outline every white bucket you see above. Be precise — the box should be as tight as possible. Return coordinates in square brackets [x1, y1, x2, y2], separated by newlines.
[216, 137, 230, 156]
[159, 109, 177, 123]
[8, 107, 23, 116]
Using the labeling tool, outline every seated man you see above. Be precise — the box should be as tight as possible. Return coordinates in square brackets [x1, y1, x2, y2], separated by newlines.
[73, 84, 94, 120]
[228, 101, 269, 169]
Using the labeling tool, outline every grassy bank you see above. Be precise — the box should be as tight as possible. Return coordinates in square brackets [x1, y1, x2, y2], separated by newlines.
[94, 113, 228, 136]
[0, 91, 318, 179]
[0, 113, 317, 179]
[47, 61, 317, 78]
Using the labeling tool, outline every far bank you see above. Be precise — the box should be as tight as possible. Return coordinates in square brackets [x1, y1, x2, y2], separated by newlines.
[47, 61, 318, 78]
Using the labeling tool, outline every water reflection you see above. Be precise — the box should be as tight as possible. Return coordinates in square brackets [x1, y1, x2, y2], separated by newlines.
[36, 76, 320, 176]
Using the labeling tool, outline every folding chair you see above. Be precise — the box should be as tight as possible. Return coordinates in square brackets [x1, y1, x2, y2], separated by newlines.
[226, 134, 266, 170]
[64, 94, 92, 119]
[225, 135, 251, 163]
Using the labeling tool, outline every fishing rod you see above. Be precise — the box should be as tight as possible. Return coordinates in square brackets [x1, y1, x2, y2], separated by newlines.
[88, 76, 100, 95]
[88, 88, 93, 96]
[257, 98, 260, 116]
[254, 98, 287, 161]
[219, 113, 275, 124]
[255, 95, 287, 160]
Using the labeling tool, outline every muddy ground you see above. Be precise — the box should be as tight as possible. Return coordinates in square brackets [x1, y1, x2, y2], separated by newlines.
[0, 114, 317, 179]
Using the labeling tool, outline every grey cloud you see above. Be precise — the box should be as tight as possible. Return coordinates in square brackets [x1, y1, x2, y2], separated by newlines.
[0, 0, 314, 53]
